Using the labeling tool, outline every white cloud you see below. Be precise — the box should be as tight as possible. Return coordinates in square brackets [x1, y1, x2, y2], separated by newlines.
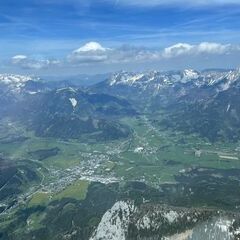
[163, 43, 194, 58]
[69, 41, 237, 65]
[12, 55, 28, 64]
[11, 55, 60, 69]
[9, 42, 240, 72]
[111, 0, 240, 7]
[107, 45, 160, 63]
[197, 42, 230, 54]
[163, 42, 232, 58]
[68, 42, 109, 63]
[73, 42, 107, 53]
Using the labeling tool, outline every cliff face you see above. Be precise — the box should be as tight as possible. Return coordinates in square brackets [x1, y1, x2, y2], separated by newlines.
[90, 201, 135, 240]
[90, 201, 238, 240]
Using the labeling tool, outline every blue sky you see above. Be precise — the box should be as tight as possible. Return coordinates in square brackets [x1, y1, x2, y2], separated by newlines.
[0, 0, 240, 75]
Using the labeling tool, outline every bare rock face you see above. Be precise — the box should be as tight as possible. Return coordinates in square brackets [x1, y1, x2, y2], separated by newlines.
[90, 201, 135, 240]
[90, 201, 238, 240]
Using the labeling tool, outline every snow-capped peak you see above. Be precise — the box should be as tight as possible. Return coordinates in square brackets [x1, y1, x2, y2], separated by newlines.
[181, 69, 200, 82]
[109, 72, 145, 86]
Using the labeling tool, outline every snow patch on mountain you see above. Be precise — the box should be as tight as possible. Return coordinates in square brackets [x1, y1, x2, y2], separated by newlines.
[181, 69, 200, 83]
[56, 87, 76, 94]
[69, 98, 77, 108]
[109, 72, 144, 86]
[226, 68, 240, 82]
[226, 104, 231, 112]
[108, 69, 201, 88]
[108, 71, 174, 89]
[212, 69, 240, 92]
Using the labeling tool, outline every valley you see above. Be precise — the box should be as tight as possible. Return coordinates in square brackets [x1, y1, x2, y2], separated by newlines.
[1, 70, 240, 239]
[1, 112, 240, 239]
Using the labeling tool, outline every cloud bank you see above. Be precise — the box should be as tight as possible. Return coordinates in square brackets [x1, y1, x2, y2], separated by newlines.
[162, 42, 232, 58]
[7, 41, 240, 73]
[11, 55, 60, 70]
[68, 41, 237, 64]
[68, 42, 160, 64]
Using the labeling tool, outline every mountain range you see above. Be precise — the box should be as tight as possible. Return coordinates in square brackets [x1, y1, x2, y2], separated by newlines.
[1, 68, 240, 142]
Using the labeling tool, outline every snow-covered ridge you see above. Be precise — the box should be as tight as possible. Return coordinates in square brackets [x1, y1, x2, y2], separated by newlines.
[208, 68, 240, 92]
[108, 70, 175, 87]
[226, 68, 240, 81]
[109, 72, 144, 86]
[107, 68, 240, 91]
[0, 74, 38, 92]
